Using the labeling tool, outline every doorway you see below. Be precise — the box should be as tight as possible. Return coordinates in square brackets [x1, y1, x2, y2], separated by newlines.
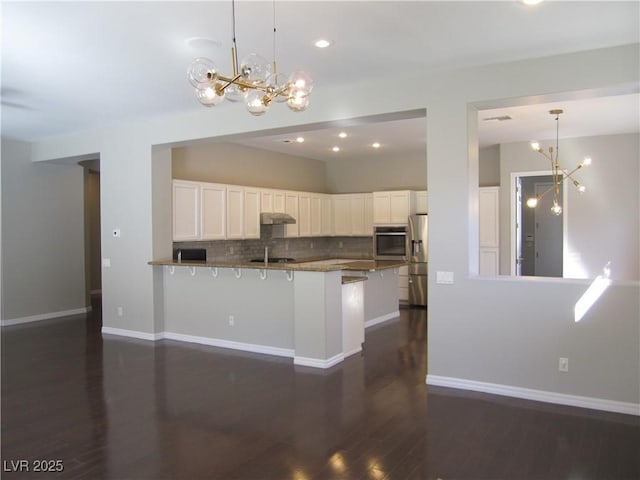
[512, 172, 565, 277]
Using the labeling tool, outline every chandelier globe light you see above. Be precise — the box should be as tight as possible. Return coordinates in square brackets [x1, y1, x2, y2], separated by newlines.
[186, 0, 312, 116]
[526, 109, 591, 216]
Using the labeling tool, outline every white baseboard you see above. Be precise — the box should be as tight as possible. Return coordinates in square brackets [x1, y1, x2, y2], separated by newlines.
[365, 311, 399, 329]
[1, 307, 91, 327]
[426, 374, 640, 416]
[294, 353, 344, 369]
[101, 326, 163, 341]
[162, 332, 294, 359]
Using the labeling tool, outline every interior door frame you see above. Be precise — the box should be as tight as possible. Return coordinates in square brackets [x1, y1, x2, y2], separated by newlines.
[509, 170, 568, 276]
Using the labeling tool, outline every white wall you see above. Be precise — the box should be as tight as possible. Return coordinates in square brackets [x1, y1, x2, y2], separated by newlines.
[27, 44, 640, 411]
[1, 138, 87, 322]
[173, 142, 327, 192]
[479, 145, 500, 187]
[499, 133, 639, 281]
[325, 150, 427, 193]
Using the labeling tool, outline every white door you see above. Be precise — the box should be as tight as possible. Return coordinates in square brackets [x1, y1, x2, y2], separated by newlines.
[285, 192, 299, 237]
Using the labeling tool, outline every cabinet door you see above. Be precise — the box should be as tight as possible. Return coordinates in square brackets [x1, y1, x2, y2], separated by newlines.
[333, 195, 351, 236]
[298, 193, 312, 237]
[172, 180, 200, 241]
[285, 192, 299, 237]
[479, 187, 500, 247]
[321, 195, 333, 236]
[480, 248, 499, 276]
[226, 186, 244, 239]
[260, 190, 273, 213]
[389, 191, 411, 224]
[200, 183, 226, 240]
[350, 195, 366, 236]
[415, 191, 428, 214]
[244, 188, 261, 239]
[310, 194, 322, 237]
[273, 191, 286, 213]
[373, 192, 391, 224]
[364, 194, 374, 236]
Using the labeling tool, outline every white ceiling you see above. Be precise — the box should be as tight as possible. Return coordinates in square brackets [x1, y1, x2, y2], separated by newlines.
[2, 1, 639, 160]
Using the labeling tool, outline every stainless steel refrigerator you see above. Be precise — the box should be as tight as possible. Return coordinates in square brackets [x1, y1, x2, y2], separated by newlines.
[408, 214, 428, 306]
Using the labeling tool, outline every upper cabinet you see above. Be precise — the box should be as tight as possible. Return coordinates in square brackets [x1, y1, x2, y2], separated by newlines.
[479, 186, 500, 275]
[285, 191, 300, 237]
[373, 190, 416, 225]
[200, 182, 227, 240]
[415, 191, 428, 214]
[172, 180, 259, 241]
[172, 180, 201, 241]
[243, 187, 261, 239]
[260, 189, 285, 214]
[333, 193, 373, 236]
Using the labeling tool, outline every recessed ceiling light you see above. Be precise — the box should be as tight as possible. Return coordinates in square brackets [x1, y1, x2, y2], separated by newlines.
[332, 146, 340, 152]
[314, 39, 333, 48]
[521, 0, 543, 5]
[296, 137, 305, 143]
[338, 132, 347, 138]
[372, 142, 381, 149]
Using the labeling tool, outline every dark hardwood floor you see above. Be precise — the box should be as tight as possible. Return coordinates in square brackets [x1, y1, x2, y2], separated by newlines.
[2, 298, 639, 479]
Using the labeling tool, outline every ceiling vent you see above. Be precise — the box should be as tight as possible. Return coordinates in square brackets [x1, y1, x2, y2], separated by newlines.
[483, 115, 513, 122]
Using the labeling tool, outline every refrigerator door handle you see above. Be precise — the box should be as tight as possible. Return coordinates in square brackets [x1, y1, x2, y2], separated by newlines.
[412, 240, 422, 256]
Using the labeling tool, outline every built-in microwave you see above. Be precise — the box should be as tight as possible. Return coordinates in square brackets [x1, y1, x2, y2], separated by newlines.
[374, 225, 408, 260]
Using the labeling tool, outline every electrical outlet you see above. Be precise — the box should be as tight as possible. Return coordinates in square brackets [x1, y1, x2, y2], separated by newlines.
[117, 306, 124, 317]
[228, 315, 235, 326]
[229, 246, 234, 255]
[339, 241, 343, 248]
[558, 357, 569, 372]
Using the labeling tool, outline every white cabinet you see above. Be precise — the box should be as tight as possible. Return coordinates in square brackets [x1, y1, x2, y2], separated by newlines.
[350, 194, 366, 236]
[415, 190, 428, 214]
[226, 185, 244, 239]
[298, 192, 312, 237]
[200, 183, 226, 240]
[321, 195, 333, 236]
[172, 180, 200, 241]
[333, 195, 351, 236]
[243, 187, 261, 239]
[285, 191, 299, 237]
[332, 194, 373, 236]
[397, 265, 409, 302]
[373, 190, 415, 225]
[310, 194, 323, 237]
[260, 189, 286, 214]
[364, 194, 374, 235]
[479, 186, 500, 275]
[173, 179, 226, 241]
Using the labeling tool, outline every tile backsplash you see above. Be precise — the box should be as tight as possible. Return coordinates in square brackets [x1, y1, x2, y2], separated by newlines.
[174, 234, 372, 263]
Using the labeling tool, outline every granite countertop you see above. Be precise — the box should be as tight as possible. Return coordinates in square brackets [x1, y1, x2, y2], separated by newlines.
[148, 257, 407, 273]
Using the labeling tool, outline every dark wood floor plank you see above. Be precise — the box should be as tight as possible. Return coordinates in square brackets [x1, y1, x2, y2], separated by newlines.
[2, 299, 639, 479]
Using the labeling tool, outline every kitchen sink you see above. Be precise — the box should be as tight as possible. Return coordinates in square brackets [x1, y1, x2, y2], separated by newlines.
[249, 257, 296, 263]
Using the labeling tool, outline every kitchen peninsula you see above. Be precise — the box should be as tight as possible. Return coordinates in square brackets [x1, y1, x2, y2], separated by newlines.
[147, 258, 405, 368]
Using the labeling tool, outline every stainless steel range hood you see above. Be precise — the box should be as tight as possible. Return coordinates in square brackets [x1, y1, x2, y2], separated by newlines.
[260, 212, 296, 225]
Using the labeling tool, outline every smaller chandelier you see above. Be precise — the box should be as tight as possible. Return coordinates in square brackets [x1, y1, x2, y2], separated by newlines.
[526, 109, 591, 216]
[186, 0, 313, 116]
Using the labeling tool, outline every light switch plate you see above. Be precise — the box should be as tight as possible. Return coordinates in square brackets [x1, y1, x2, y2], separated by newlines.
[436, 271, 454, 284]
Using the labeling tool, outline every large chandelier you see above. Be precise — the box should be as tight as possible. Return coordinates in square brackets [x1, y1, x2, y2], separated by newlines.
[186, 0, 313, 116]
[526, 109, 591, 216]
